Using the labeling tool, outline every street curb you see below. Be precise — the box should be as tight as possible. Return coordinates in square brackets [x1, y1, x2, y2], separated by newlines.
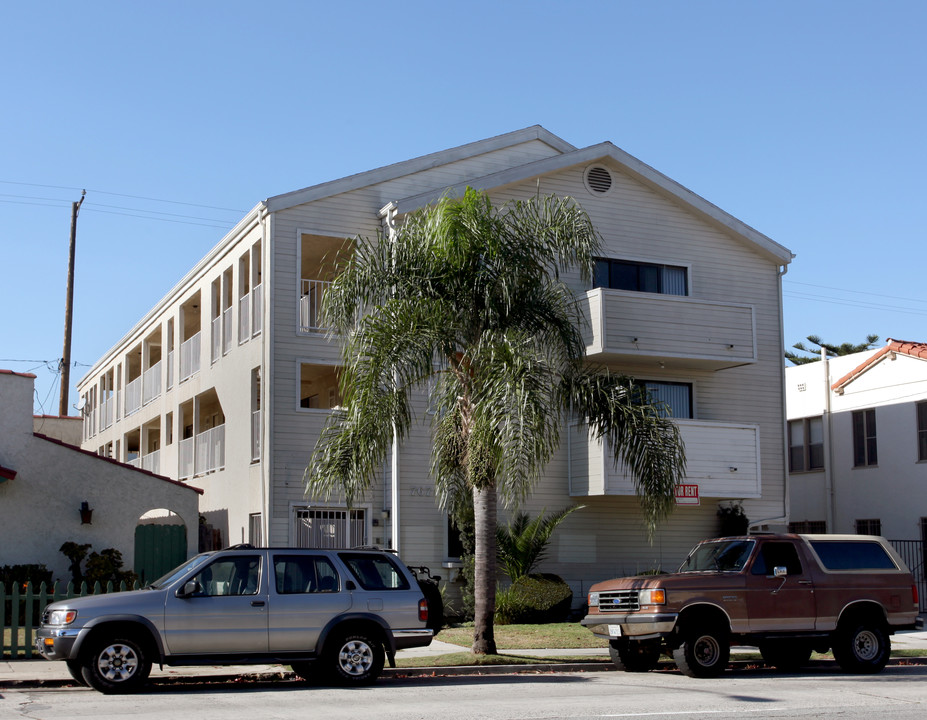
[4, 657, 926, 689]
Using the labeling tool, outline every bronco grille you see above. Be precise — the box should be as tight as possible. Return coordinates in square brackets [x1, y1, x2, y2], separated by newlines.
[598, 590, 640, 612]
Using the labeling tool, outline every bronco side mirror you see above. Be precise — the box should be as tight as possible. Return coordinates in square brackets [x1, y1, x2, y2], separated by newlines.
[773, 566, 788, 578]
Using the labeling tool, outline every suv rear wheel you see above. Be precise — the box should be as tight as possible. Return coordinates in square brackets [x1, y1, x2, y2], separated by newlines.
[326, 630, 384, 685]
[832, 618, 890, 674]
[80, 635, 151, 694]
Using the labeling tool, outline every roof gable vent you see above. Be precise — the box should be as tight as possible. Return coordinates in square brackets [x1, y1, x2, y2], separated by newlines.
[584, 165, 613, 196]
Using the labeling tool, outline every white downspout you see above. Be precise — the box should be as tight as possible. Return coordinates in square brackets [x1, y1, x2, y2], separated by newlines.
[749, 262, 792, 531]
[380, 202, 401, 553]
[822, 347, 836, 532]
[260, 207, 272, 546]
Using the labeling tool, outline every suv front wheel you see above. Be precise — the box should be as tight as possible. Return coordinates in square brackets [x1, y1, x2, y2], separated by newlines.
[327, 630, 384, 685]
[80, 635, 151, 694]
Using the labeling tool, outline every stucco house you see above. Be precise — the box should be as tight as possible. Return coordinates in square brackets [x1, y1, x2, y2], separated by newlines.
[787, 338, 927, 540]
[75, 126, 793, 596]
[0, 369, 201, 583]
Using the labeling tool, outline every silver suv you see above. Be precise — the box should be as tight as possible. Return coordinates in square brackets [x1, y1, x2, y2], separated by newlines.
[36, 546, 434, 693]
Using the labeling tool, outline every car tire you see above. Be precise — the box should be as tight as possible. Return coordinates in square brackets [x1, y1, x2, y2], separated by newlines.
[66, 659, 87, 686]
[609, 638, 662, 672]
[832, 619, 890, 674]
[672, 624, 730, 678]
[326, 631, 384, 686]
[758, 641, 813, 672]
[80, 635, 151, 694]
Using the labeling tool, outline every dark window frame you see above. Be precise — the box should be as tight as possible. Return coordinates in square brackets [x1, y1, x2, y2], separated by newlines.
[917, 401, 927, 462]
[788, 417, 824, 473]
[855, 518, 882, 536]
[593, 257, 688, 296]
[852, 408, 878, 467]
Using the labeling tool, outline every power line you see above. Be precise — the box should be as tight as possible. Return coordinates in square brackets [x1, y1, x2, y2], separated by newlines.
[784, 279, 927, 306]
[0, 179, 248, 213]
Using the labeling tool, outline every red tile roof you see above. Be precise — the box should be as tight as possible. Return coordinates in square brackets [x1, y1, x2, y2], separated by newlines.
[0, 464, 16, 481]
[831, 338, 927, 391]
[0, 369, 37, 379]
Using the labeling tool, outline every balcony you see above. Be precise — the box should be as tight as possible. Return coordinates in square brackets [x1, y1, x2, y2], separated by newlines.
[180, 332, 201, 382]
[125, 376, 142, 417]
[581, 288, 756, 371]
[179, 424, 225, 480]
[252, 283, 263, 336]
[568, 418, 760, 499]
[300, 279, 331, 332]
[142, 361, 161, 406]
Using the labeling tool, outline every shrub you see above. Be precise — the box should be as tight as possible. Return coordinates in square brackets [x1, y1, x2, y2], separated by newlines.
[717, 501, 750, 536]
[494, 573, 573, 625]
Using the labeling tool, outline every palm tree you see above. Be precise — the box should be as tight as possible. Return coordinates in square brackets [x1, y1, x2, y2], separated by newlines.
[496, 506, 584, 580]
[305, 187, 686, 655]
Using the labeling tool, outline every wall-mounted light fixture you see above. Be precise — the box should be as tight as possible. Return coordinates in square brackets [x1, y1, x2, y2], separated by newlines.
[79, 501, 93, 525]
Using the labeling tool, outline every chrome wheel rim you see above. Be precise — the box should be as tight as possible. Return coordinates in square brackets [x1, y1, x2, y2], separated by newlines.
[854, 630, 880, 661]
[96, 643, 139, 682]
[338, 640, 374, 677]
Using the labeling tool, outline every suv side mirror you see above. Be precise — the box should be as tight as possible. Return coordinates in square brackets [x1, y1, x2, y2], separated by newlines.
[176, 579, 201, 598]
[773, 566, 788, 578]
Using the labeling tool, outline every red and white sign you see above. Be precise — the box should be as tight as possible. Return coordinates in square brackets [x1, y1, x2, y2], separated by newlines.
[675, 484, 700, 506]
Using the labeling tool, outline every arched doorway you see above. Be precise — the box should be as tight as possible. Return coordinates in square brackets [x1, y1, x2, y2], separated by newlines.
[134, 509, 188, 585]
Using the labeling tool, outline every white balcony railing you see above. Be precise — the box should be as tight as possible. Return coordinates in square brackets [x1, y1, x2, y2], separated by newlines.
[239, 292, 251, 343]
[180, 332, 201, 382]
[142, 361, 161, 406]
[251, 410, 261, 461]
[211, 316, 221, 364]
[568, 418, 761, 499]
[223, 307, 233, 355]
[139, 450, 160, 475]
[101, 396, 114, 430]
[581, 288, 756, 371]
[166, 349, 174, 390]
[300, 279, 331, 332]
[125, 376, 142, 417]
[179, 437, 194, 480]
[196, 424, 226, 475]
[252, 283, 263, 336]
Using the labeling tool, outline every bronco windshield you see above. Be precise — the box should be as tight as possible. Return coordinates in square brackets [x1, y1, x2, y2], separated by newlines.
[679, 540, 755, 573]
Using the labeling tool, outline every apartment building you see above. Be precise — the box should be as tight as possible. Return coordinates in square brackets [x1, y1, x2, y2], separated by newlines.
[78, 126, 793, 593]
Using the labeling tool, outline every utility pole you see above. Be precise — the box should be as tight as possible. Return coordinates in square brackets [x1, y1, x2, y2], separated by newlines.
[59, 190, 86, 416]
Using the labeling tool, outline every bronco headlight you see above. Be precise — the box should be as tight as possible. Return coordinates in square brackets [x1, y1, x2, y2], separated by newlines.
[47, 609, 78, 625]
[588, 591, 600, 607]
[638, 588, 665, 606]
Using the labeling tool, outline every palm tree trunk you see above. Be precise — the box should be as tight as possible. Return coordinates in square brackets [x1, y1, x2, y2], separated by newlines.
[471, 483, 498, 654]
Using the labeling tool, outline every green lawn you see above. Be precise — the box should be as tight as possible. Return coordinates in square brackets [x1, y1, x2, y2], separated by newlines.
[437, 622, 602, 650]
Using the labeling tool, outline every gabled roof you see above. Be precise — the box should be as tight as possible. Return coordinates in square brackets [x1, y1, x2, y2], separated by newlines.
[391, 141, 793, 265]
[831, 338, 927, 391]
[265, 126, 576, 212]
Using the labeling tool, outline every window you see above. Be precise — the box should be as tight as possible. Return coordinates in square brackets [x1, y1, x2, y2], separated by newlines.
[788, 520, 827, 534]
[855, 518, 882, 536]
[789, 417, 824, 472]
[296, 508, 367, 548]
[299, 363, 341, 410]
[273, 554, 339, 594]
[641, 381, 693, 419]
[191, 555, 261, 596]
[248, 513, 262, 545]
[751, 542, 803, 576]
[338, 552, 410, 590]
[593, 258, 687, 296]
[447, 515, 464, 560]
[852, 409, 877, 467]
[809, 540, 896, 570]
[918, 402, 927, 462]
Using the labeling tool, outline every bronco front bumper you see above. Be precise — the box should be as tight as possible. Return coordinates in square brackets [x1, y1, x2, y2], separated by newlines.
[581, 612, 678, 640]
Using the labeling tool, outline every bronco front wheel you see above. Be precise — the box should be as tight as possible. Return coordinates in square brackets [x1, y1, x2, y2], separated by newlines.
[672, 624, 730, 678]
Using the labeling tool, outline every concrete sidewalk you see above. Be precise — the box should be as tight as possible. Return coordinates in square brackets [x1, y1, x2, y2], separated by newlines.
[4, 632, 927, 688]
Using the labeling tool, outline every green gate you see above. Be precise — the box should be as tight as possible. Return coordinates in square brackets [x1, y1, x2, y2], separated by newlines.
[134, 524, 186, 585]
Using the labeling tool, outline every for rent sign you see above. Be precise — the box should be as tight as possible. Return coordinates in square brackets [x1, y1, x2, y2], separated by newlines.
[675, 484, 699, 506]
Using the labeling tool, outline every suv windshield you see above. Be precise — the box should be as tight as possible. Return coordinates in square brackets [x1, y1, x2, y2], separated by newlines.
[148, 553, 213, 589]
[679, 540, 755, 573]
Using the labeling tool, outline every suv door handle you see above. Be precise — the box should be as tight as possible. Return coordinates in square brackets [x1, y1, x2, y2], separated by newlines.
[798, 580, 813, 585]
[251, 600, 266, 607]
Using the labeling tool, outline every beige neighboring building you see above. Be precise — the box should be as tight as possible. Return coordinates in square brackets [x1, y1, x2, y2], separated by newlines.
[76, 126, 793, 599]
[0, 369, 201, 583]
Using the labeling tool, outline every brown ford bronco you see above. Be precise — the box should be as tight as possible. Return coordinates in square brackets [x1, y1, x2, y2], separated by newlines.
[581, 534, 922, 677]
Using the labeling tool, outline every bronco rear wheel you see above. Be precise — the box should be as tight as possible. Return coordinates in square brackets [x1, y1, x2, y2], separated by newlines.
[832, 618, 890, 674]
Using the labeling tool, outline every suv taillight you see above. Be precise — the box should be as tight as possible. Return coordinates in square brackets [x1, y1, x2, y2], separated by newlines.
[914, 583, 920, 608]
[419, 598, 428, 623]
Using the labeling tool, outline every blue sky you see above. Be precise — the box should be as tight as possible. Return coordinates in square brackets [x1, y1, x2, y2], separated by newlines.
[3, 1, 925, 414]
